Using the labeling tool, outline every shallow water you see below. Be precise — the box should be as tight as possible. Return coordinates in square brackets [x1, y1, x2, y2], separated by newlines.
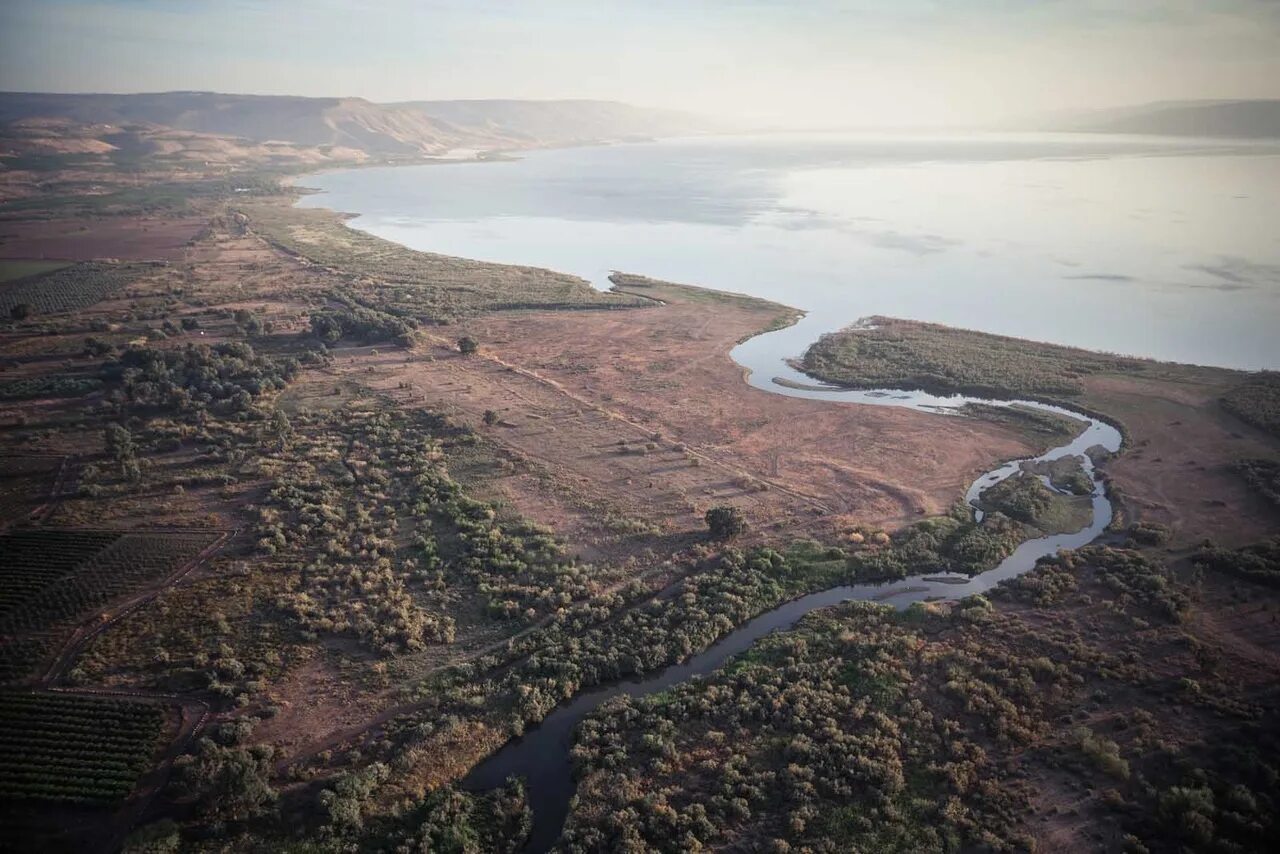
[299, 131, 1280, 370]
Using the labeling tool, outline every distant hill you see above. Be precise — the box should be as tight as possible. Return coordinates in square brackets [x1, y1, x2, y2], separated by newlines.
[391, 99, 714, 145]
[1048, 100, 1280, 139]
[0, 91, 716, 156]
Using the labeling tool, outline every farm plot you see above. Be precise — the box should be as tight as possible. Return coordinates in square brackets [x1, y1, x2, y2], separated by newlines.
[0, 261, 143, 316]
[0, 375, 103, 401]
[0, 529, 222, 635]
[0, 692, 164, 804]
[0, 637, 54, 685]
[0, 455, 66, 527]
[0, 260, 70, 283]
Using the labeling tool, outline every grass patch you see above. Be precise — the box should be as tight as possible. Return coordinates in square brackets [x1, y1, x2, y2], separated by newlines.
[1222, 372, 1280, 439]
[0, 260, 70, 283]
[962, 403, 1082, 450]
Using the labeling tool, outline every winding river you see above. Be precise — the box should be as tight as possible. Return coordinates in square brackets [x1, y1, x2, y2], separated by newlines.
[463, 318, 1123, 852]
[295, 136, 1159, 849]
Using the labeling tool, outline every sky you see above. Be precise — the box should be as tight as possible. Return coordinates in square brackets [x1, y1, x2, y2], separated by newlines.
[1, 0, 1279, 128]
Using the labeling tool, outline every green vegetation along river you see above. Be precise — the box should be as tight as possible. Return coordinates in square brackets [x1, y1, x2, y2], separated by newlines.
[465, 337, 1123, 852]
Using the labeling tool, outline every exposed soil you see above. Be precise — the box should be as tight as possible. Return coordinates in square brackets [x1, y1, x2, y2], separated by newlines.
[371, 288, 1039, 549]
[0, 216, 205, 261]
[1083, 372, 1280, 547]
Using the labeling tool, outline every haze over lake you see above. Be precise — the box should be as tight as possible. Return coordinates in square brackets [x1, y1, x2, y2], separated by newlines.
[300, 133, 1280, 371]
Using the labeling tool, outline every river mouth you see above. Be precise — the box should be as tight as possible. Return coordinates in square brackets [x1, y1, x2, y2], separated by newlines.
[290, 138, 1135, 851]
[463, 317, 1123, 853]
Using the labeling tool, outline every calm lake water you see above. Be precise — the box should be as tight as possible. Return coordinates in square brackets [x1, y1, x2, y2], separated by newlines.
[299, 132, 1280, 371]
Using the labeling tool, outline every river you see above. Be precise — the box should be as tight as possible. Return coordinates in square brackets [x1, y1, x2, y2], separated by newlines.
[461, 377, 1120, 852]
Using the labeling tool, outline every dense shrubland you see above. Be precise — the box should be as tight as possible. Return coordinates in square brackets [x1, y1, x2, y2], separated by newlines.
[996, 546, 1189, 623]
[171, 736, 278, 822]
[978, 472, 1093, 537]
[980, 472, 1054, 523]
[801, 317, 1143, 399]
[308, 301, 418, 346]
[364, 508, 1056, 779]
[847, 504, 1030, 578]
[254, 407, 601, 655]
[561, 546, 1279, 853]
[1222, 372, 1280, 438]
[1235, 458, 1280, 506]
[563, 600, 1042, 852]
[105, 342, 300, 414]
[1194, 538, 1280, 588]
[313, 778, 530, 852]
[1128, 520, 1174, 546]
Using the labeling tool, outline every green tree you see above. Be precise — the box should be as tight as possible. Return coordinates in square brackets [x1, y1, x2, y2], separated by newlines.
[270, 409, 293, 450]
[318, 762, 390, 834]
[705, 505, 747, 540]
[104, 423, 136, 478]
[458, 336, 479, 355]
[122, 819, 181, 853]
[178, 739, 278, 822]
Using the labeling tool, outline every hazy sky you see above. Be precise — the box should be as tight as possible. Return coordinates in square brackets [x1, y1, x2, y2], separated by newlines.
[2, 0, 1278, 127]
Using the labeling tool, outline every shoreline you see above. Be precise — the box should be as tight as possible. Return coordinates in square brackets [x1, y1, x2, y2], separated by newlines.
[286, 153, 1277, 375]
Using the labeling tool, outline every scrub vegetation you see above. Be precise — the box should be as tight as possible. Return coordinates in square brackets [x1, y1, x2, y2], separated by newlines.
[801, 317, 1145, 399]
[1222, 372, 1280, 438]
[562, 546, 1278, 853]
[1235, 458, 1280, 506]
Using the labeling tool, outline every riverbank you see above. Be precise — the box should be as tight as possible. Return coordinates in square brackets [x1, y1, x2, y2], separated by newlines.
[801, 317, 1280, 548]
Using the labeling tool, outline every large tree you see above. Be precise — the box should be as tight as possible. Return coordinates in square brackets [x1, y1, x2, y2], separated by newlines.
[705, 505, 747, 540]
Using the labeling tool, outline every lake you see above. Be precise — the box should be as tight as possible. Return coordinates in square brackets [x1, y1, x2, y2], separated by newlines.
[298, 132, 1280, 372]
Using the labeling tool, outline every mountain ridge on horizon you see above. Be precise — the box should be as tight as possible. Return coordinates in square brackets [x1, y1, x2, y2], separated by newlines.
[0, 90, 719, 156]
[1034, 98, 1280, 139]
[2, 91, 1277, 162]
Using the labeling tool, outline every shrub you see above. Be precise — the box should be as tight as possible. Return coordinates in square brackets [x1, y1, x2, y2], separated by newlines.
[705, 506, 747, 540]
